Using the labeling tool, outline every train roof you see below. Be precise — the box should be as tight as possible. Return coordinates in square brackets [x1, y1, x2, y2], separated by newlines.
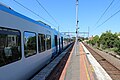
[0, 2, 59, 34]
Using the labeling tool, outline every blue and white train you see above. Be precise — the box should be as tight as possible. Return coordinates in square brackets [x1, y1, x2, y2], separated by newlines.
[0, 3, 71, 80]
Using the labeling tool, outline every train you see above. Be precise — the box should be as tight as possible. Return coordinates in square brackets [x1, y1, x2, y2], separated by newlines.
[0, 3, 71, 80]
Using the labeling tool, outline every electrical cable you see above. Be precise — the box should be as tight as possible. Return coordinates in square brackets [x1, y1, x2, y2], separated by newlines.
[35, 0, 60, 26]
[95, 0, 115, 25]
[13, 0, 56, 27]
[95, 9, 120, 30]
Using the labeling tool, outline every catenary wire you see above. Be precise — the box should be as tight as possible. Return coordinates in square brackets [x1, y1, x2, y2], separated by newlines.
[13, 0, 57, 27]
[35, 0, 60, 26]
[95, 9, 120, 30]
[95, 0, 115, 25]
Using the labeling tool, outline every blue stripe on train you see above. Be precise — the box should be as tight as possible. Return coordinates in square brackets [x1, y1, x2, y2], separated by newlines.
[0, 4, 52, 30]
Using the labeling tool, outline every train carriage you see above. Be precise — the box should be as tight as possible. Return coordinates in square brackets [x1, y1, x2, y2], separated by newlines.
[0, 3, 70, 80]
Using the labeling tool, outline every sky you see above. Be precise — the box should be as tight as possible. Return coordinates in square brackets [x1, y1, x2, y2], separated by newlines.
[0, 0, 120, 37]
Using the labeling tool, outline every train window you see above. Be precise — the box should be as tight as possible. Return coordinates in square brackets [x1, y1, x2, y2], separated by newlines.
[24, 32, 37, 57]
[46, 35, 51, 50]
[0, 27, 21, 67]
[38, 34, 45, 52]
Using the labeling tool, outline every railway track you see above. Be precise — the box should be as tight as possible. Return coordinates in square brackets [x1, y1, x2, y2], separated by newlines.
[45, 43, 74, 80]
[83, 43, 120, 80]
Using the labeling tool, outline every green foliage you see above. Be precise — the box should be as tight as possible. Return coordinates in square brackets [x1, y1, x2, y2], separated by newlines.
[114, 39, 120, 55]
[88, 35, 99, 46]
[88, 30, 120, 55]
[99, 31, 118, 49]
[92, 35, 99, 46]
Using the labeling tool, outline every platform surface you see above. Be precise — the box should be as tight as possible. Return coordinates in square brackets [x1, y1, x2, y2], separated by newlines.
[60, 42, 112, 80]
[64, 42, 80, 80]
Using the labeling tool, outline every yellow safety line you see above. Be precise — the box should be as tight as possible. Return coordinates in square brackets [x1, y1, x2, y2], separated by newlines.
[90, 65, 94, 72]
[81, 43, 94, 80]
[84, 56, 90, 80]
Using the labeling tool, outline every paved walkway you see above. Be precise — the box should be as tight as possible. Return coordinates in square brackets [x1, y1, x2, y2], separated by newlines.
[64, 42, 80, 80]
[59, 42, 95, 80]
[80, 43, 95, 80]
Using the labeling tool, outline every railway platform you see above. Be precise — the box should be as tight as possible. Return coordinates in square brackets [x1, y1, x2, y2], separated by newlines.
[59, 42, 112, 80]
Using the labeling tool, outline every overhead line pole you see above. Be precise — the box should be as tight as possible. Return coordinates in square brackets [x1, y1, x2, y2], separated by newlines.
[75, 0, 79, 54]
[76, 0, 79, 42]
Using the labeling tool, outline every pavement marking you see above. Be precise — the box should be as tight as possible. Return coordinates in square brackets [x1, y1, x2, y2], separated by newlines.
[84, 56, 91, 80]
[80, 43, 91, 80]
[84, 54, 95, 80]
[81, 43, 112, 80]
[80, 42, 95, 80]
[90, 65, 94, 72]
[59, 44, 75, 80]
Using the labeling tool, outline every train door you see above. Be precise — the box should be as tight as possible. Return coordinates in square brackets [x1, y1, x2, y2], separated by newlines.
[54, 35, 58, 54]
[61, 37, 63, 50]
[59, 38, 61, 53]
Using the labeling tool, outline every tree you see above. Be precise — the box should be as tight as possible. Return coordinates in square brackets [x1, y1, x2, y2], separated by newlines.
[88, 30, 120, 55]
[99, 31, 112, 49]
[89, 35, 99, 46]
